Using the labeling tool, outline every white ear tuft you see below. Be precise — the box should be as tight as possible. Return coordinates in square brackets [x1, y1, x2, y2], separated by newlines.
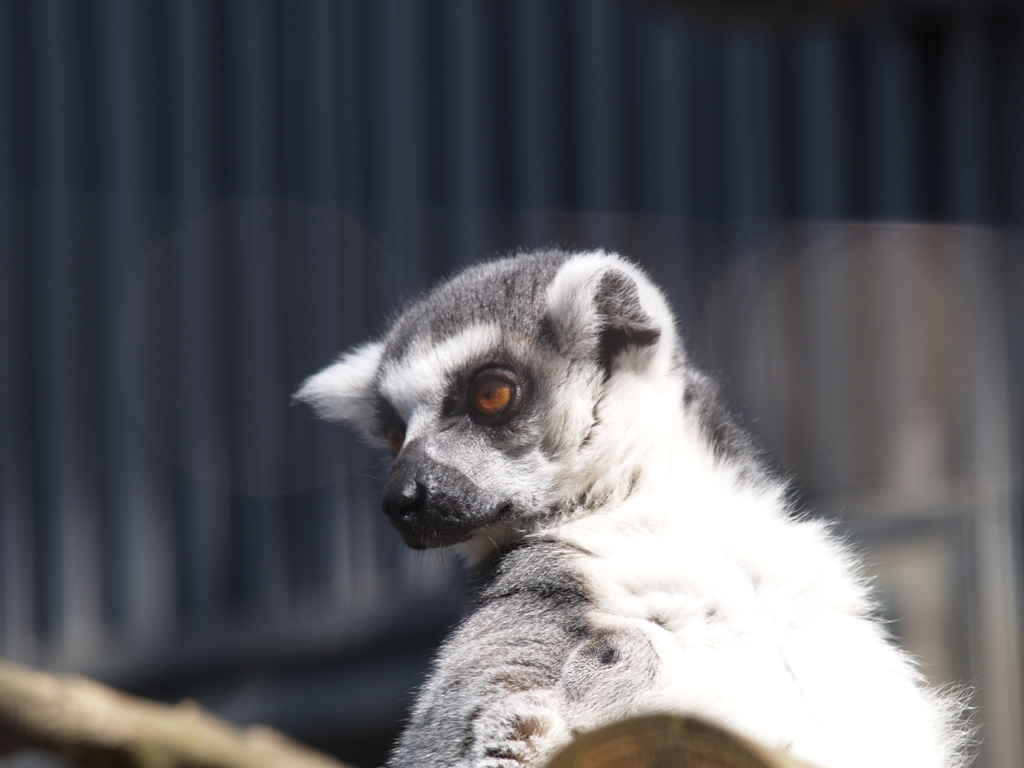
[545, 251, 675, 371]
[294, 340, 384, 436]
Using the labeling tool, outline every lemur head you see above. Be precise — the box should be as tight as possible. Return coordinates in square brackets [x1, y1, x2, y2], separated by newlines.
[297, 251, 685, 555]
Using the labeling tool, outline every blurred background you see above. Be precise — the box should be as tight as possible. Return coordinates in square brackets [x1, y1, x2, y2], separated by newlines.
[1, 0, 1023, 766]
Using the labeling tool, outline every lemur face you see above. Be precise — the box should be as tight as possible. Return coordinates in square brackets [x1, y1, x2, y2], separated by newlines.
[373, 326, 559, 548]
[296, 251, 674, 552]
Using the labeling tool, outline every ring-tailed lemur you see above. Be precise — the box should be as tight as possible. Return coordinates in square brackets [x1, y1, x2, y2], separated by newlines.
[297, 250, 969, 768]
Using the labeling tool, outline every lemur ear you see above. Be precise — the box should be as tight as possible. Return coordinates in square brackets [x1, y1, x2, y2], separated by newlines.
[592, 268, 661, 365]
[545, 252, 666, 374]
[294, 340, 384, 436]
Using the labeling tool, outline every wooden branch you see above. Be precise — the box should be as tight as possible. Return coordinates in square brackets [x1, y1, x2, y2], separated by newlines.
[545, 714, 817, 768]
[0, 656, 357, 768]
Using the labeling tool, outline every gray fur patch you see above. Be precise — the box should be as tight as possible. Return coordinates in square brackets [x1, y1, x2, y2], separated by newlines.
[384, 252, 571, 363]
[388, 541, 590, 768]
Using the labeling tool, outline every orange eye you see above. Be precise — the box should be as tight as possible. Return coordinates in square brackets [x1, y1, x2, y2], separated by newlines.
[386, 427, 405, 455]
[473, 379, 514, 417]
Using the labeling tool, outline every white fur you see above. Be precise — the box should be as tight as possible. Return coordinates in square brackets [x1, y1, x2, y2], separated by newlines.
[294, 341, 384, 438]
[547, 488, 960, 768]
[536, 253, 689, 506]
[535, 260, 966, 767]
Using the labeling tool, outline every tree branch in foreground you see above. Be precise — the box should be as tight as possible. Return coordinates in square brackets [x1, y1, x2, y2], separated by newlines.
[0, 656, 356, 768]
[546, 713, 816, 768]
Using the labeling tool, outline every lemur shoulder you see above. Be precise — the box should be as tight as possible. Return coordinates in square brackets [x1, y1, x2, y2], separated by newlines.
[297, 250, 970, 768]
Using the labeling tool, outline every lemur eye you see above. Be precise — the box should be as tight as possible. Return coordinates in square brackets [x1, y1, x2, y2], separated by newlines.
[474, 379, 513, 416]
[470, 374, 516, 419]
[386, 427, 405, 455]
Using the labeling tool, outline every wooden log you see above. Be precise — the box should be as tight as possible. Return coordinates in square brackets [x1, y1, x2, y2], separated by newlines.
[545, 714, 817, 768]
[0, 656, 355, 768]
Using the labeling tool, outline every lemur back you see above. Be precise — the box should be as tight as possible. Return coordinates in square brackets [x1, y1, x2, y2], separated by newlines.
[297, 250, 969, 768]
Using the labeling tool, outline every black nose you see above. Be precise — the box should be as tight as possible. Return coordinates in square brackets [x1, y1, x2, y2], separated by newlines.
[382, 476, 427, 523]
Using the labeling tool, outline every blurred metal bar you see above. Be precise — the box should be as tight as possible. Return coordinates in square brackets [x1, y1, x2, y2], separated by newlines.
[443, 0, 487, 265]
[723, 35, 758, 225]
[168, 0, 232, 632]
[98, 0, 175, 646]
[1006, 17, 1024, 224]
[296, 0, 341, 205]
[791, 29, 846, 218]
[723, 33, 779, 229]
[574, 0, 628, 211]
[943, 18, 992, 222]
[753, 39, 785, 223]
[574, 0, 628, 249]
[631, 8, 691, 217]
[366, 0, 420, 275]
[864, 22, 918, 218]
[335, 0, 365, 216]
[512, 0, 559, 215]
[283, 2, 343, 602]
[32, 0, 103, 661]
[628, 11, 695, 304]
[0, 0, 33, 661]
[170, 0, 225, 213]
[690, 29, 723, 224]
[226, 0, 288, 616]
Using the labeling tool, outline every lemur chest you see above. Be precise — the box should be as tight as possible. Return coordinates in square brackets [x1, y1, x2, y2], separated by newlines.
[548, 501, 792, 656]
[536, 519, 807, 741]
[544, 508, 817, 743]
